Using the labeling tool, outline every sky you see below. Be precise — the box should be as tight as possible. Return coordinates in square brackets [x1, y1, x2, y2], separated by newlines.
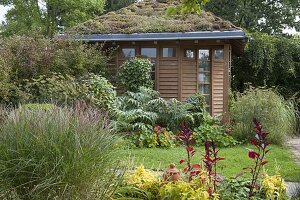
[0, 5, 299, 35]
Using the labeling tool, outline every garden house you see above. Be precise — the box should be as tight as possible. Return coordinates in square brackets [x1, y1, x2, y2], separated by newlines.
[71, 0, 246, 116]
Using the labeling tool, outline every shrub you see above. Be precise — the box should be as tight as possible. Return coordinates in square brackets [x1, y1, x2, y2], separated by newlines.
[193, 114, 239, 147]
[0, 105, 123, 199]
[118, 58, 153, 92]
[112, 88, 205, 135]
[132, 125, 176, 148]
[84, 74, 117, 110]
[111, 87, 163, 133]
[186, 92, 207, 126]
[24, 73, 116, 109]
[229, 87, 297, 145]
[0, 35, 112, 104]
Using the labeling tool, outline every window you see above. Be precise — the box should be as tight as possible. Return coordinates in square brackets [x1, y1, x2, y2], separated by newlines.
[121, 48, 135, 58]
[214, 49, 224, 60]
[141, 48, 157, 58]
[184, 49, 195, 59]
[162, 47, 176, 57]
[198, 49, 211, 112]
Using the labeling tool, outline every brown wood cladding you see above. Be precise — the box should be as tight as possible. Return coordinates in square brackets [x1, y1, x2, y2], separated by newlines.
[109, 40, 230, 116]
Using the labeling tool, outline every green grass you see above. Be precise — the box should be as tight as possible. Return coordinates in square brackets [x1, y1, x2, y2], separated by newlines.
[118, 145, 300, 182]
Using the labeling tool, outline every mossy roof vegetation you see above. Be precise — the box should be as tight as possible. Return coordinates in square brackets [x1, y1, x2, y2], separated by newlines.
[71, 0, 241, 34]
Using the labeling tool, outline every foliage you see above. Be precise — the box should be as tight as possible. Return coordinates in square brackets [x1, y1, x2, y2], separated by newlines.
[166, 0, 210, 15]
[114, 165, 160, 200]
[111, 87, 199, 134]
[246, 118, 271, 197]
[19, 103, 56, 111]
[186, 92, 207, 126]
[205, 0, 300, 34]
[231, 33, 300, 100]
[72, 0, 237, 34]
[219, 177, 252, 200]
[0, 0, 106, 37]
[105, 0, 136, 12]
[159, 178, 213, 200]
[83, 74, 117, 109]
[111, 87, 161, 133]
[0, 35, 111, 104]
[203, 141, 225, 195]
[178, 123, 199, 180]
[230, 87, 297, 145]
[118, 58, 153, 92]
[193, 114, 239, 147]
[133, 125, 176, 148]
[262, 174, 287, 200]
[156, 98, 195, 132]
[0, 104, 124, 199]
[23, 73, 116, 109]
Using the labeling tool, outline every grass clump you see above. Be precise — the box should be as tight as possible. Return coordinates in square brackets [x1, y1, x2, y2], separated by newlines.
[0, 104, 123, 199]
[229, 87, 297, 145]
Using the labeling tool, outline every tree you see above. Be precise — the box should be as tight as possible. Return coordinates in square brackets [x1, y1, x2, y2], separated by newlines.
[231, 33, 300, 99]
[0, 0, 106, 37]
[105, 0, 136, 12]
[167, 0, 210, 15]
[205, 0, 300, 34]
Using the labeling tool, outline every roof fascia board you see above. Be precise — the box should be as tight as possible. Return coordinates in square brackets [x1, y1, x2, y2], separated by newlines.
[68, 31, 246, 41]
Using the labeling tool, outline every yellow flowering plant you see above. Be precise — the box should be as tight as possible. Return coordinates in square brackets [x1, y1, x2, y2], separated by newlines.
[262, 174, 287, 200]
[124, 165, 160, 191]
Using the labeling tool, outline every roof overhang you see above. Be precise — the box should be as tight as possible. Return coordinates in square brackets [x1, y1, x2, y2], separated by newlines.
[62, 31, 246, 55]
[68, 31, 246, 42]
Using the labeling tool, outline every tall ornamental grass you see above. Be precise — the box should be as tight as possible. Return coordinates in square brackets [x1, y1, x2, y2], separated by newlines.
[230, 87, 297, 145]
[0, 104, 124, 199]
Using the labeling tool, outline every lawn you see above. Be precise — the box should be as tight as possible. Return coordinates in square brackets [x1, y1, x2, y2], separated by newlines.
[118, 145, 300, 182]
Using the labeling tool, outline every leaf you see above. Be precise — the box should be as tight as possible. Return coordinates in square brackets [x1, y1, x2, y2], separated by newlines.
[184, 166, 189, 173]
[179, 159, 185, 164]
[192, 164, 201, 168]
[260, 161, 268, 166]
[190, 170, 200, 176]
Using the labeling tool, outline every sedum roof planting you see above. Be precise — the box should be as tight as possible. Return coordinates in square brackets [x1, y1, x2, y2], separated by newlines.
[71, 0, 241, 34]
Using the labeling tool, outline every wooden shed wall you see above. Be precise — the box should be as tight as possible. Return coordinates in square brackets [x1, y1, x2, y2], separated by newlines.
[108, 41, 231, 117]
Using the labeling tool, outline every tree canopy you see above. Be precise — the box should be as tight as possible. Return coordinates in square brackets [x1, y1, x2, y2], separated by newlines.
[105, 0, 136, 12]
[0, 0, 106, 37]
[205, 0, 300, 34]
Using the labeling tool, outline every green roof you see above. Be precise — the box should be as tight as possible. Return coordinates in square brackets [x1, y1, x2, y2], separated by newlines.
[71, 0, 241, 34]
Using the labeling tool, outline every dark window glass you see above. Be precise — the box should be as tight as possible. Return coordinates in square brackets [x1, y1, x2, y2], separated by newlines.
[184, 49, 194, 59]
[162, 48, 176, 57]
[214, 49, 224, 60]
[199, 61, 211, 72]
[199, 50, 210, 60]
[141, 48, 157, 58]
[122, 48, 135, 58]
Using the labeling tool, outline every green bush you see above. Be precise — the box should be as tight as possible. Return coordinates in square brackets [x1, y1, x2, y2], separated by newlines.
[84, 74, 117, 110]
[0, 35, 112, 104]
[24, 73, 116, 109]
[186, 92, 207, 127]
[118, 58, 153, 92]
[111, 87, 161, 133]
[112, 88, 208, 135]
[229, 87, 297, 145]
[193, 114, 239, 147]
[132, 126, 176, 148]
[0, 105, 123, 199]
